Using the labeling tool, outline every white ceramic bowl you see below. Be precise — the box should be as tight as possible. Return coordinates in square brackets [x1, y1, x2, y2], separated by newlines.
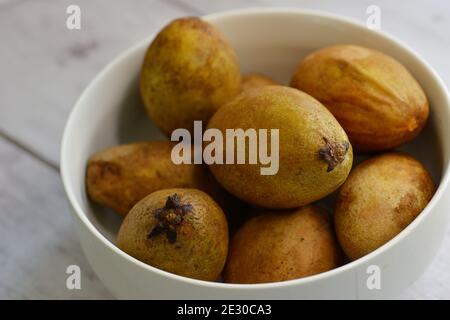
[61, 8, 450, 299]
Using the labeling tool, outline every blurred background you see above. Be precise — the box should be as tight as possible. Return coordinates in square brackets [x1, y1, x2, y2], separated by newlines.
[0, 0, 449, 299]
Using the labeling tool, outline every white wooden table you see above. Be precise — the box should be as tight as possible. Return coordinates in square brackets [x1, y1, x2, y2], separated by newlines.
[1, 0, 449, 299]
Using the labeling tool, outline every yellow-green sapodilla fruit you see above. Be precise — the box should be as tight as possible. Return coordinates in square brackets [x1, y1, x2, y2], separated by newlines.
[291, 45, 429, 153]
[117, 189, 228, 281]
[140, 17, 241, 135]
[207, 86, 353, 209]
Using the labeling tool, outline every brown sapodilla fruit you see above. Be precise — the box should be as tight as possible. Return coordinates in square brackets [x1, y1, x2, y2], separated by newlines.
[117, 188, 228, 281]
[140, 17, 241, 136]
[241, 73, 279, 92]
[334, 153, 435, 260]
[207, 85, 353, 209]
[86, 141, 245, 221]
[224, 205, 342, 284]
[290, 45, 429, 152]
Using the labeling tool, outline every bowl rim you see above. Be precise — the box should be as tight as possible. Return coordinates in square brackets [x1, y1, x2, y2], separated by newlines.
[61, 7, 450, 290]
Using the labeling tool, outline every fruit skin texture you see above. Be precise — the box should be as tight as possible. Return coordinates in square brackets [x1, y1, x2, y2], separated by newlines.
[140, 17, 241, 136]
[241, 73, 279, 91]
[224, 205, 342, 284]
[290, 45, 429, 153]
[335, 153, 435, 260]
[117, 188, 228, 281]
[207, 85, 353, 209]
[86, 141, 240, 217]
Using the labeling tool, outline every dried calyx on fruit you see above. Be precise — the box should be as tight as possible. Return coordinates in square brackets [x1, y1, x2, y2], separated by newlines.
[148, 194, 193, 243]
[319, 137, 350, 172]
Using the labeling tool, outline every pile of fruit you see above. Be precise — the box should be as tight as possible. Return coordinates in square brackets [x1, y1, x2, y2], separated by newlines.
[86, 17, 435, 284]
